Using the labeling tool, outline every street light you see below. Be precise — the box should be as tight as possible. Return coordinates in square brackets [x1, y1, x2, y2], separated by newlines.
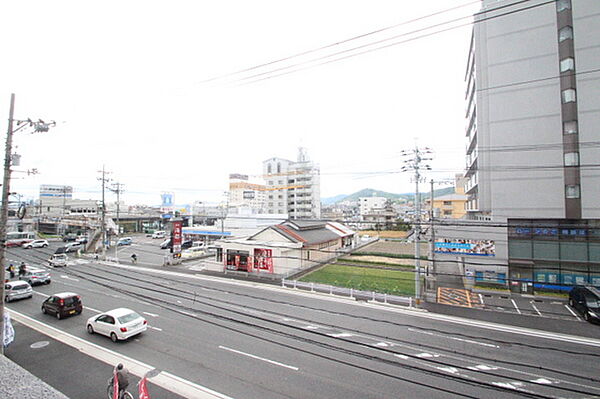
[0, 94, 55, 354]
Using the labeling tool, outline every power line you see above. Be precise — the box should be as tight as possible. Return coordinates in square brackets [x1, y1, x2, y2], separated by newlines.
[229, 0, 557, 86]
[197, 0, 481, 85]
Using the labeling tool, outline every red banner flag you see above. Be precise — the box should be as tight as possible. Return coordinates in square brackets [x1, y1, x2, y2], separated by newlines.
[138, 376, 151, 399]
[113, 369, 120, 399]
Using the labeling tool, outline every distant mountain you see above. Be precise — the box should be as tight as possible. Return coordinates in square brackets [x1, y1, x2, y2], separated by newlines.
[322, 187, 456, 205]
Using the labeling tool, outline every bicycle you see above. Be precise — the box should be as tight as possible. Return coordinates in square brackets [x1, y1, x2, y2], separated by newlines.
[107, 377, 134, 399]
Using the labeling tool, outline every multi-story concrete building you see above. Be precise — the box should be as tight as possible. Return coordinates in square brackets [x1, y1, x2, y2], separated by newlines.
[228, 173, 266, 212]
[434, 0, 600, 294]
[358, 196, 387, 216]
[263, 148, 321, 219]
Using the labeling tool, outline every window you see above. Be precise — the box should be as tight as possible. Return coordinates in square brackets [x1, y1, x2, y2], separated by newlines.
[277, 163, 281, 173]
[267, 164, 272, 174]
[556, 0, 571, 12]
[560, 57, 574, 73]
[562, 89, 576, 103]
[443, 210, 452, 215]
[565, 184, 580, 199]
[563, 120, 578, 135]
[558, 26, 573, 42]
[564, 152, 579, 166]
[443, 201, 452, 206]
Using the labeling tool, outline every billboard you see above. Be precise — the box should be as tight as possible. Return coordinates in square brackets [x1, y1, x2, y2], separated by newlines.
[161, 192, 174, 214]
[434, 238, 495, 256]
[172, 220, 183, 254]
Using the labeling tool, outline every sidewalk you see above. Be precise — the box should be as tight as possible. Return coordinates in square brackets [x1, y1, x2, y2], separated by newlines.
[6, 320, 185, 399]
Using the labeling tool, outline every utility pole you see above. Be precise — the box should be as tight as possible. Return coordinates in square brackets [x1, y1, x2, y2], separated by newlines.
[401, 146, 432, 306]
[109, 182, 124, 263]
[97, 166, 111, 260]
[0, 93, 55, 354]
[430, 179, 435, 285]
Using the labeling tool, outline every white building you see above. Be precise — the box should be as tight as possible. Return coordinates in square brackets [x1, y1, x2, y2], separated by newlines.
[358, 196, 387, 217]
[228, 173, 266, 212]
[263, 148, 321, 219]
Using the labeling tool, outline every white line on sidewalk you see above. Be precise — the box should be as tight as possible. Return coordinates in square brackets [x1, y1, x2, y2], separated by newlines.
[9, 310, 233, 399]
[218, 345, 299, 371]
[564, 304, 582, 321]
[511, 299, 521, 315]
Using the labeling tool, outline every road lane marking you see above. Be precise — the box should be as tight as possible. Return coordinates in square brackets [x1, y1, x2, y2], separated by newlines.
[407, 328, 499, 348]
[33, 292, 49, 298]
[93, 261, 600, 348]
[148, 326, 163, 331]
[530, 301, 542, 316]
[60, 275, 79, 282]
[8, 310, 232, 399]
[143, 312, 159, 318]
[218, 346, 298, 371]
[564, 304, 582, 321]
[510, 299, 521, 315]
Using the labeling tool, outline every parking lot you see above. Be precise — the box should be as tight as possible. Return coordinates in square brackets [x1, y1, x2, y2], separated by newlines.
[436, 287, 582, 322]
[475, 291, 582, 321]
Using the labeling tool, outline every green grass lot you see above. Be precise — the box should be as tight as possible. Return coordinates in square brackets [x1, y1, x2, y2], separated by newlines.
[299, 264, 420, 296]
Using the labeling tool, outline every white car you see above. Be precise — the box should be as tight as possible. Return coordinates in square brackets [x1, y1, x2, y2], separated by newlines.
[4, 281, 33, 302]
[49, 253, 68, 267]
[86, 308, 147, 342]
[152, 231, 166, 239]
[22, 239, 49, 249]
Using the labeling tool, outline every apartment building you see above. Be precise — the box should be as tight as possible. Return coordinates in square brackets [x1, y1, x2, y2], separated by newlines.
[435, 0, 600, 293]
[263, 148, 321, 219]
[228, 173, 266, 212]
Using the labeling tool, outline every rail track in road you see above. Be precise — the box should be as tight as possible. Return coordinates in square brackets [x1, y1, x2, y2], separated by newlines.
[10, 247, 600, 399]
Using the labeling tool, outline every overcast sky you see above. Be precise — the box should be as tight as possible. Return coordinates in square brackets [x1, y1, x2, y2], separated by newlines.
[1, 0, 479, 206]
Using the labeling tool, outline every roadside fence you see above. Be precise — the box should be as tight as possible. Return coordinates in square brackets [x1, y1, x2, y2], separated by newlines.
[281, 278, 414, 307]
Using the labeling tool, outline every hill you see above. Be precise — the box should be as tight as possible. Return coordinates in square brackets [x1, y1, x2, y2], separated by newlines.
[322, 187, 456, 205]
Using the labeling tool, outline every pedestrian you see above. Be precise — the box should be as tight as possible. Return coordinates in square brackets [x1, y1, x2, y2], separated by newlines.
[7, 263, 15, 279]
[18, 262, 26, 278]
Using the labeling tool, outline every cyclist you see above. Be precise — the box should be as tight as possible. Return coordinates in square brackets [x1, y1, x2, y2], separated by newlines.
[114, 363, 129, 398]
[130, 253, 137, 264]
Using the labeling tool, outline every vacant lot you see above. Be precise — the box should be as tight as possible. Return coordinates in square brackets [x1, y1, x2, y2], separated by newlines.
[299, 264, 417, 296]
[356, 240, 430, 257]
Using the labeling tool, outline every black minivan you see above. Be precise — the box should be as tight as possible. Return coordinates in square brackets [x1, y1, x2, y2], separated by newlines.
[41, 292, 83, 320]
[568, 286, 600, 322]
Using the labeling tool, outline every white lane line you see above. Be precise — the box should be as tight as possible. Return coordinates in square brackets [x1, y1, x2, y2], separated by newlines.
[407, 328, 499, 348]
[148, 326, 163, 332]
[9, 310, 232, 399]
[218, 345, 299, 371]
[84, 306, 103, 314]
[33, 292, 49, 298]
[60, 275, 79, 282]
[478, 293, 484, 305]
[143, 312, 159, 318]
[564, 304, 582, 321]
[94, 261, 600, 348]
[510, 299, 521, 315]
[530, 301, 542, 317]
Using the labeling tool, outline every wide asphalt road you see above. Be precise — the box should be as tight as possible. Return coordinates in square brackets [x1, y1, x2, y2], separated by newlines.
[4, 242, 600, 399]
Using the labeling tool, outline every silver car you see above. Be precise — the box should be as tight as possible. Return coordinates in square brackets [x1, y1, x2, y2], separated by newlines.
[5, 281, 33, 302]
[20, 267, 51, 286]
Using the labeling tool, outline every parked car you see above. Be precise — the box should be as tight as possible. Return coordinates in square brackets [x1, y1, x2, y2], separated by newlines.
[86, 308, 147, 342]
[22, 239, 49, 249]
[19, 267, 51, 286]
[4, 281, 33, 302]
[42, 292, 82, 319]
[76, 235, 88, 244]
[569, 286, 600, 322]
[117, 237, 132, 246]
[62, 234, 78, 242]
[152, 231, 166, 239]
[48, 253, 68, 267]
[64, 242, 82, 253]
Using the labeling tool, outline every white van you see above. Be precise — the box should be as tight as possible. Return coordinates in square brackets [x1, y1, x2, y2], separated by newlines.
[152, 231, 166, 239]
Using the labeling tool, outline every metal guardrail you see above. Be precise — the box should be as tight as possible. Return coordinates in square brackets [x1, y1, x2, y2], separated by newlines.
[281, 279, 413, 307]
